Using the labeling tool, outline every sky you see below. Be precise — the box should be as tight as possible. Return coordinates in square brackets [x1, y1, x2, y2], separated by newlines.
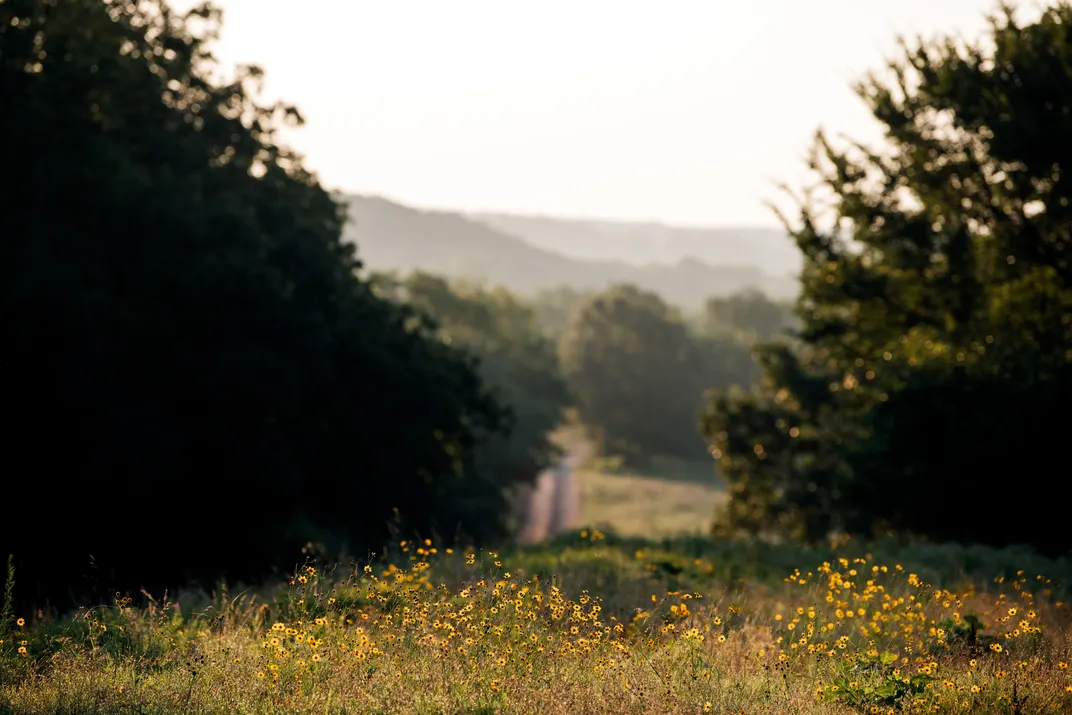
[173, 0, 1014, 227]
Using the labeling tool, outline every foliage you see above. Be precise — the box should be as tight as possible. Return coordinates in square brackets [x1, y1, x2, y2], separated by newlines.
[529, 285, 592, 338]
[701, 1, 1072, 554]
[560, 285, 715, 464]
[1, 0, 510, 610]
[371, 272, 574, 525]
[1, 537, 1070, 714]
[701, 288, 796, 342]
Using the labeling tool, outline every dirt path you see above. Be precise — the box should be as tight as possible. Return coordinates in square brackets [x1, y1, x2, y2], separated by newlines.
[517, 450, 586, 544]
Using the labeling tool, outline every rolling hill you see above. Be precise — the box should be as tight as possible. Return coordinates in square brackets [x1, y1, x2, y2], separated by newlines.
[340, 195, 799, 308]
[471, 212, 801, 277]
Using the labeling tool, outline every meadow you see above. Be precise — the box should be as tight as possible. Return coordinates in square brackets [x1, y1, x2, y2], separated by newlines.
[575, 454, 725, 538]
[2, 532, 1070, 714]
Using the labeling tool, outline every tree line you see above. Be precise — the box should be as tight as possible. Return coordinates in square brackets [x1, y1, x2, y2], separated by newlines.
[5, 0, 1070, 611]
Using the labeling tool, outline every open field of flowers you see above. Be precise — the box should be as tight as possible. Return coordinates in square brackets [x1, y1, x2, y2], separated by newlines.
[2, 533, 1070, 714]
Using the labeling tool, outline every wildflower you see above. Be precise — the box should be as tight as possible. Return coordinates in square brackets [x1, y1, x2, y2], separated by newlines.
[16, 618, 25, 627]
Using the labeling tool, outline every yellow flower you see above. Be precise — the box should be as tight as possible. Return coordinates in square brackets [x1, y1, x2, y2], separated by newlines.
[16, 618, 25, 627]
[703, 703, 712, 712]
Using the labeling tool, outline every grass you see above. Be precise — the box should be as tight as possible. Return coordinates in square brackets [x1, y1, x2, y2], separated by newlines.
[575, 455, 725, 538]
[2, 533, 1071, 714]
[551, 421, 726, 538]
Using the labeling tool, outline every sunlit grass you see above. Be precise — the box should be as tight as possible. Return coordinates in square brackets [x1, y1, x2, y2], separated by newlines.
[576, 457, 725, 538]
[2, 535, 1071, 714]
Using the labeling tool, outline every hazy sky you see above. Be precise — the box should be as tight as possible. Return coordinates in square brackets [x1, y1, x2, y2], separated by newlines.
[175, 0, 1013, 227]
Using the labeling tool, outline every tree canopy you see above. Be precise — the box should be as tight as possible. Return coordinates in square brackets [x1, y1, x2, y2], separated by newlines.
[701, 1, 1072, 555]
[701, 289, 795, 343]
[560, 285, 712, 463]
[1, 0, 510, 608]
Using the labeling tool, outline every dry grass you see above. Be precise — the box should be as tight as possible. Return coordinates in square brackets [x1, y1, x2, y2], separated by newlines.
[2, 536, 1071, 714]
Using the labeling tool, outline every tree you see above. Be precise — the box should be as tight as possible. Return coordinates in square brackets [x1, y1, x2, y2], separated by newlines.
[701, 1, 1072, 555]
[1, 0, 508, 609]
[371, 272, 573, 532]
[560, 285, 710, 463]
[530, 286, 592, 338]
[702, 289, 795, 342]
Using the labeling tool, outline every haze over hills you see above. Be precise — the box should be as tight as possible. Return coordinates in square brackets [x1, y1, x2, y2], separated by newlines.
[341, 195, 800, 308]
[471, 213, 801, 277]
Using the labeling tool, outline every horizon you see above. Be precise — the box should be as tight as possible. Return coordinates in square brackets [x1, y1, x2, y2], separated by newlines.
[343, 191, 792, 232]
[175, 0, 1023, 228]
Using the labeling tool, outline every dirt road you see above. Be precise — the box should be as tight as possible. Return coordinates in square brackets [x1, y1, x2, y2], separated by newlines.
[517, 450, 586, 544]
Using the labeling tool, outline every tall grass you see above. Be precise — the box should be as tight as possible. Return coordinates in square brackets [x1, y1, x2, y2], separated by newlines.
[1, 534, 1070, 714]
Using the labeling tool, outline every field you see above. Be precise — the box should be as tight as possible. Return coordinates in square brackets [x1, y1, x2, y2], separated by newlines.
[2, 534, 1071, 714]
[575, 454, 725, 538]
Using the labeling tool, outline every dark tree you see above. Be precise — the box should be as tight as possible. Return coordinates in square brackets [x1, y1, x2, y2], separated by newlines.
[701, 2, 1072, 554]
[1, 0, 508, 609]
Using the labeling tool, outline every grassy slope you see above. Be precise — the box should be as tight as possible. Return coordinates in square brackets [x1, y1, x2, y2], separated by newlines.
[2, 534, 1071, 714]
